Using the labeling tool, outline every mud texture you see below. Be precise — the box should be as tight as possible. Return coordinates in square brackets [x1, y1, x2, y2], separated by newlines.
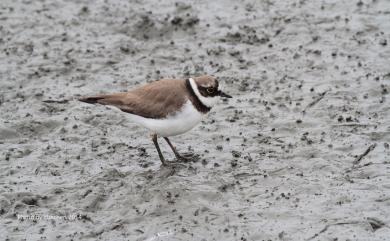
[1, 0, 390, 240]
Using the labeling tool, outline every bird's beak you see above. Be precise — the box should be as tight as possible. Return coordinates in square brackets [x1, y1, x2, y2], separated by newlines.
[218, 90, 232, 98]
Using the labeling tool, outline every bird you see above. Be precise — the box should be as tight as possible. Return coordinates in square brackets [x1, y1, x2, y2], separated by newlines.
[78, 75, 232, 166]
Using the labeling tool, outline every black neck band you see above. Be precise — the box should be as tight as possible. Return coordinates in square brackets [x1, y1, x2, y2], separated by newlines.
[185, 78, 211, 114]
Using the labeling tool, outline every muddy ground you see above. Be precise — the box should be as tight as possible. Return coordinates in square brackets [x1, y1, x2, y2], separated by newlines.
[1, 0, 390, 240]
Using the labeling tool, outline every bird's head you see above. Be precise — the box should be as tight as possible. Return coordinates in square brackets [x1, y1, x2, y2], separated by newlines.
[189, 75, 232, 107]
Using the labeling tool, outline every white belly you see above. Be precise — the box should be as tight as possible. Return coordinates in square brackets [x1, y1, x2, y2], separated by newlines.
[126, 101, 204, 137]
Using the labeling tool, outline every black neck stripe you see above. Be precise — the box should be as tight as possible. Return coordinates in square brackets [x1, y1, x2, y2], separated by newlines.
[185, 78, 211, 114]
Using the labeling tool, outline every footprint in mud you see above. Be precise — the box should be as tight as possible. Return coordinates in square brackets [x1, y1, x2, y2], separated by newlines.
[12, 120, 63, 138]
[3, 147, 33, 161]
[0, 125, 20, 140]
[1, 192, 45, 214]
[0, 196, 12, 215]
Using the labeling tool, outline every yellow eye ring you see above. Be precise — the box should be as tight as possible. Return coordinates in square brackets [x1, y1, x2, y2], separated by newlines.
[207, 88, 214, 94]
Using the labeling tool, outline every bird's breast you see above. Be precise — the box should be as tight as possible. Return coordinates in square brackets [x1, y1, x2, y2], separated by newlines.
[127, 100, 204, 137]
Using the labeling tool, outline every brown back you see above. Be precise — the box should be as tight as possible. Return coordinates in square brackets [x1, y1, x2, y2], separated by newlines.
[79, 79, 188, 119]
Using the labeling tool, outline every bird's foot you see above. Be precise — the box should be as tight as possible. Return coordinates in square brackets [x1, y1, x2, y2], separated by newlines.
[175, 152, 200, 163]
[161, 160, 187, 168]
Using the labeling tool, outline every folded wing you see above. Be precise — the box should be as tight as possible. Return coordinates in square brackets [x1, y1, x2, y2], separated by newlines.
[78, 79, 187, 119]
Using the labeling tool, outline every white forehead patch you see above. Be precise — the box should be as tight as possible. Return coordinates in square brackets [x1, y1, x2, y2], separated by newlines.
[200, 83, 214, 88]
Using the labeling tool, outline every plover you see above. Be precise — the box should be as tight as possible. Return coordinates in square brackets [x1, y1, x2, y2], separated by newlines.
[79, 75, 231, 166]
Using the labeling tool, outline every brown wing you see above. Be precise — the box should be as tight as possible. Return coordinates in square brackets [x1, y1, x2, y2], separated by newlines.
[78, 79, 187, 119]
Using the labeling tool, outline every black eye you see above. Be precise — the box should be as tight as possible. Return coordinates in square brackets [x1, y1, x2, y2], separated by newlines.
[207, 88, 214, 94]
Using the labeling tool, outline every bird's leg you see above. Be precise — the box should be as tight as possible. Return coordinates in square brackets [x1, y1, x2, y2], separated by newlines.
[164, 137, 185, 161]
[152, 134, 167, 166]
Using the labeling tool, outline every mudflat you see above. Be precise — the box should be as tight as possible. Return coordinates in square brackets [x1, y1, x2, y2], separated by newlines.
[1, 0, 389, 240]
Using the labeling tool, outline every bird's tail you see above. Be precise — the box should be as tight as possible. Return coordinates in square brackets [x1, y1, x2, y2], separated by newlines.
[78, 95, 106, 104]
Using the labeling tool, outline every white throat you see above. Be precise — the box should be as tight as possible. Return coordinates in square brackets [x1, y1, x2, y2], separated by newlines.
[188, 78, 218, 108]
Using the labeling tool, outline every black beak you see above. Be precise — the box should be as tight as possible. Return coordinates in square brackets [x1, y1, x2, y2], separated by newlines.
[218, 90, 232, 98]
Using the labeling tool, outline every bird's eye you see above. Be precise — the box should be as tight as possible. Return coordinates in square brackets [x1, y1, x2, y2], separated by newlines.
[207, 88, 214, 94]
